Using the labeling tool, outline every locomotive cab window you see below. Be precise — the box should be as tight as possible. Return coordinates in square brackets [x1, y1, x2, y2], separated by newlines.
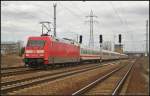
[27, 40, 45, 47]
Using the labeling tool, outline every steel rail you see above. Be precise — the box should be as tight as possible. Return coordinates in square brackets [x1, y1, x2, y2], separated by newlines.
[1, 68, 39, 77]
[112, 62, 134, 95]
[1, 66, 25, 70]
[72, 64, 126, 95]
[1, 68, 30, 73]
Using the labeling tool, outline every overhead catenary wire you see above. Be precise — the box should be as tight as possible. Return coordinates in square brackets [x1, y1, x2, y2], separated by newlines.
[58, 2, 84, 28]
[57, 2, 89, 43]
[58, 2, 108, 36]
[109, 1, 137, 52]
[114, 2, 135, 42]
[66, 3, 107, 48]
[58, 2, 84, 20]
[109, 2, 125, 25]
[58, 2, 102, 30]
[109, 2, 137, 40]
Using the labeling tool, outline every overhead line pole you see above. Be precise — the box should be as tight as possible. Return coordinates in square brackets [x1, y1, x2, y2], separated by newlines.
[86, 10, 98, 48]
[145, 20, 149, 56]
[53, 3, 57, 37]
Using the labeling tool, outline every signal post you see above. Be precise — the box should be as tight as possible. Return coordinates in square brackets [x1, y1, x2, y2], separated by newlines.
[118, 34, 122, 64]
[99, 35, 103, 63]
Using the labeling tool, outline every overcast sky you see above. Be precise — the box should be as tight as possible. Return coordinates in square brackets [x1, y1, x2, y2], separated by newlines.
[1, 1, 149, 52]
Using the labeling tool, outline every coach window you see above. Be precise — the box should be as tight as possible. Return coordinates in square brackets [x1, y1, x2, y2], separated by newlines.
[83, 50, 85, 54]
[80, 49, 82, 54]
[90, 50, 92, 54]
[84, 50, 86, 54]
[82, 50, 84, 54]
[82, 49, 84, 54]
[87, 50, 89, 54]
[88, 50, 90, 54]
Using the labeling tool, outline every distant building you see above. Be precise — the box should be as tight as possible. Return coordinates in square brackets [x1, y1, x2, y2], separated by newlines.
[1, 41, 23, 55]
[114, 44, 123, 54]
[103, 41, 112, 51]
[124, 51, 145, 57]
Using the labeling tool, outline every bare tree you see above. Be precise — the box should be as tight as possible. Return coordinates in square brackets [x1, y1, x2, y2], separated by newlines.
[103, 41, 112, 51]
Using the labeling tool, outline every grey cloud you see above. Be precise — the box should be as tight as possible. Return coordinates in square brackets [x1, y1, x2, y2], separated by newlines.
[120, 5, 149, 16]
[4, 11, 38, 20]
[1, 1, 149, 52]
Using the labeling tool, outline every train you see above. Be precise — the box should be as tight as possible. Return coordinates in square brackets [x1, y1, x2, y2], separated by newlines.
[23, 34, 128, 68]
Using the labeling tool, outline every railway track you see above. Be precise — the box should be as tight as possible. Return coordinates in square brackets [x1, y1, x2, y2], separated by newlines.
[1, 64, 98, 86]
[72, 61, 134, 95]
[1, 60, 120, 77]
[1, 66, 25, 70]
[1, 67, 40, 77]
[1, 62, 119, 94]
[1, 64, 88, 77]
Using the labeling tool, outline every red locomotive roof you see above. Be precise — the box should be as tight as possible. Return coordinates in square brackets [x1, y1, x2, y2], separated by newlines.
[28, 35, 80, 47]
[28, 36, 52, 41]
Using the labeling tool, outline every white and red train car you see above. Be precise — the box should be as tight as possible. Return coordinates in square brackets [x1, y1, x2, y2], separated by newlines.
[23, 35, 128, 68]
[80, 48, 127, 62]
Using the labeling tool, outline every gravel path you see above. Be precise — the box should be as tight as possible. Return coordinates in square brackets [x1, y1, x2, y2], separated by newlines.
[125, 57, 149, 95]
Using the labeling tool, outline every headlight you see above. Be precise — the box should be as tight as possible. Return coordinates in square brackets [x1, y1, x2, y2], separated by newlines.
[25, 50, 33, 53]
[25, 54, 29, 56]
[37, 50, 44, 53]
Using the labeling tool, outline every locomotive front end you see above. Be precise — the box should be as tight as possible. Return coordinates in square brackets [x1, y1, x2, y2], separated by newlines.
[24, 37, 48, 68]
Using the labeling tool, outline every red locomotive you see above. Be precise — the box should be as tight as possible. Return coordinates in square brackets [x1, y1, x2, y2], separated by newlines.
[24, 34, 128, 68]
[24, 34, 80, 67]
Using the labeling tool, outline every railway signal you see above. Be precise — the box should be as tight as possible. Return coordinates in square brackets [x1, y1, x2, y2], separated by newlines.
[99, 34, 103, 63]
[119, 34, 121, 43]
[99, 35, 103, 43]
[118, 34, 122, 64]
[79, 35, 82, 44]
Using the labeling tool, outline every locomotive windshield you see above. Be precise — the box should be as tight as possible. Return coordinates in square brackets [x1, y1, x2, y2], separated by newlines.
[27, 40, 45, 47]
